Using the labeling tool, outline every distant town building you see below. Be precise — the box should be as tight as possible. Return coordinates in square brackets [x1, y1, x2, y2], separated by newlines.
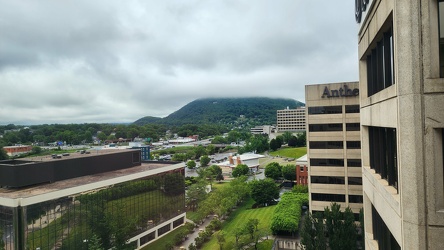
[276, 107, 306, 132]
[305, 82, 362, 217]
[295, 154, 308, 186]
[0, 149, 185, 250]
[3, 145, 33, 156]
[218, 153, 265, 172]
[250, 125, 275, 135]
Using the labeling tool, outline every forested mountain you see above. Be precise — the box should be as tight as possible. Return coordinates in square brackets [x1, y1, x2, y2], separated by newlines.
[134, 97, 304, 126]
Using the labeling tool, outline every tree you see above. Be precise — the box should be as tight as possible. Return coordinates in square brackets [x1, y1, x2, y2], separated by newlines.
[194, 145, 207, 159]
[282, 164, 296, 181]
[200, 155, 211, 167]
[264, 162, 281, 180]
[0, 147, 8, 160]
[186, 181, 207, 211]
[249, 178, 279, 206]
[88, 234, 104, 250]
[282, 131, 293, 144]
[216, 231, 226, 250]
[31, 146, 42, 155]
[244, 218, 259, 239]
[269, 138, 280, 151]
[187, 160, 196, 170]
[232, 164, 250, 177]
[97, 132, 107, 141]
[288, 136, 298, 147]
[206, 144, 216, 155]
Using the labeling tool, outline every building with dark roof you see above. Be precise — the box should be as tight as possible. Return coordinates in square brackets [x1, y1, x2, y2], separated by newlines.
[0, 149, 185, 250]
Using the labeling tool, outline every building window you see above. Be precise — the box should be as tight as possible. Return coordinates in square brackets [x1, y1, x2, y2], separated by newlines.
[346, 141, 361, 149]
[310, 141, 343, 149]
[311, 193, 346, 202]
[372, 205, 401, 250]
[345, 105, 360, 113]
[158, 224, 171, 236]
[348, 177, 363, 185]
[309, 123, 343, 132]
[308, 106, 343, 115]
[367, 19, 394, 96]
[439, 1, 444, 77]
[133, 151, 140, 163]
[347, 159, 362, 167]
[369, 127, 398, 190]
[346, 123, 360, 131]
[311, 176, 345, 184]
[310, 159, 344, 167]
[349, 195, 363, 203]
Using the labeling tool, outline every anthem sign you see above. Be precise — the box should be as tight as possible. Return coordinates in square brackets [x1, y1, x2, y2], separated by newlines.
[322, 85, 359, 98]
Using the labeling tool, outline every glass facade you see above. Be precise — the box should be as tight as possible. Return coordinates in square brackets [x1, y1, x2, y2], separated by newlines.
[0, 169, 185, 250]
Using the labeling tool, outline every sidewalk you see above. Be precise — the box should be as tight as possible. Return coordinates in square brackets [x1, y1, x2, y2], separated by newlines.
[178, 216, 214, 249]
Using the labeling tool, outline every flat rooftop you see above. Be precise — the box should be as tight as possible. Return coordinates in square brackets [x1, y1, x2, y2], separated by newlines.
[0, 161, 179, 200]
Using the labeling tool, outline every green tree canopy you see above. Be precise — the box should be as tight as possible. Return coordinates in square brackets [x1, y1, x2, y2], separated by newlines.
[186, 160, 196, 169]
[282, 164, 296, 181]
[264, 162, 282, 180]
[200, 155, 211, 167]
[249, 178, 279, 206]
[232, 164, 249, 177]
[0, 147, 8, 160]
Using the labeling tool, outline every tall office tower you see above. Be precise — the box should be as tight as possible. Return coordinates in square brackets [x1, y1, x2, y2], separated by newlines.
[357, 0, 444, 249]
[305, 82, 362, 218]
[276, 106, 306, 132]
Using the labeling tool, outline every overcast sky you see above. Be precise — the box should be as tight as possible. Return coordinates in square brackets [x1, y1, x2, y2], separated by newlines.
[0, 1, 358, 125]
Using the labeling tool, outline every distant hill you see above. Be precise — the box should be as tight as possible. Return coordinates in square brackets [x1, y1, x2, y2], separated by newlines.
[134, 97, 304, 126]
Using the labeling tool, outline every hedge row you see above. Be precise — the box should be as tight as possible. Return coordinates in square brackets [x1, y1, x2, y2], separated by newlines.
[271, 192, 308, 234]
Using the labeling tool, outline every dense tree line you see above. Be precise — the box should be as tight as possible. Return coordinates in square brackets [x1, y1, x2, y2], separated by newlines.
[0, 122, 227, 147]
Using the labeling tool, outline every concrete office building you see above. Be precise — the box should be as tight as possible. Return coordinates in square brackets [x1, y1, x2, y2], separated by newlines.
[305, 82, 362, 216]
[276, 107, 306, 132]
[357, 0, 444, 249]
[0, 149, 185, 250]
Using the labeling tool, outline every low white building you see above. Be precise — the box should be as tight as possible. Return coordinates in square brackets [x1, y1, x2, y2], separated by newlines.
[218, 153, 265, 172]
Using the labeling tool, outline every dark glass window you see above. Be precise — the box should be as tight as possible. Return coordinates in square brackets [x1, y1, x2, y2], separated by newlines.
[140, 232, 155, 245]
[345, 105, 360, 113]
[310, 141, 343, 149]
[310, 159, 344, 167]
[439, 1, 444, 77]
[346, 141, 361, 149]
[158, 224, 171, 236]
[133, 151, 141, 163]
[309, 123, 343, 132]
[349, 195, 363, 203]
[348, 177, 363, 185]
[369, 126, 398, 190]
[311, 193, 346, 202]
[347, 159, 362, 167]
[308, 106, 343, 115]
[367, 19, 394, 96]
[372, 205, 401, 250]
[346, 123, 360, 131]
[173, 217, 185, 228]
[311, 176, 345, 184]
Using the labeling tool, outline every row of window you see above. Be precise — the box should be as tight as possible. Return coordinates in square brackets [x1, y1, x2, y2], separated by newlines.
[311, 176, 362, 185]
[369, 126, 398, 190]
[311, 193, 363, 203]
[308, 105, 360, 115]
[366, 19, 394, 96]
[310, 158, 362, 167]
[309, 123, 360, 132]
[309, 141, 361, 149]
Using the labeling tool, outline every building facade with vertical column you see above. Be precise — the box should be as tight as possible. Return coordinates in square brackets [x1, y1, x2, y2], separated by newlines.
[357, 0, 444, 249]
[305, 82, 362, 217]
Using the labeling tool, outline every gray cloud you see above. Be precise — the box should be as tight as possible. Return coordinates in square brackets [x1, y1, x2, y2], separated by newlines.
[0, 0, 358, 125]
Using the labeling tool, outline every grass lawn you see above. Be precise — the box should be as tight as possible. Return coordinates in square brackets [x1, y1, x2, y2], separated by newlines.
[201, 198, 276, 250]
[269, 147, 306, 159]
[246, 239, 274, 250]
